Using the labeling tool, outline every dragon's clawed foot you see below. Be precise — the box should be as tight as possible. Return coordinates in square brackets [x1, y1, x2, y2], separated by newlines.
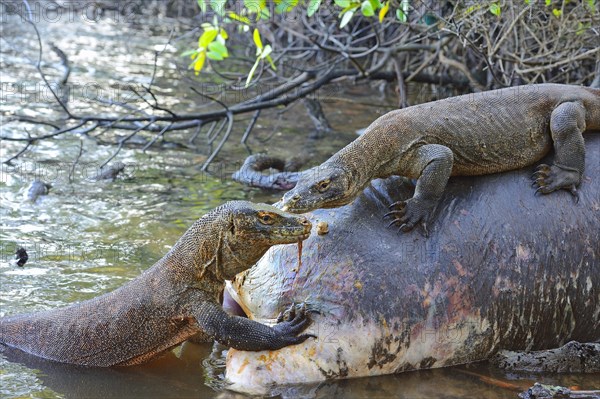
[532, 163, 580, 202]
[272, 303, 316, 345]
[384, 198, 432, 237]
[276, 302, 297, 323]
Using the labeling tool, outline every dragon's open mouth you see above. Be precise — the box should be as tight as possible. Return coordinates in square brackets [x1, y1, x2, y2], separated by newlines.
[272, 230, 311, 242]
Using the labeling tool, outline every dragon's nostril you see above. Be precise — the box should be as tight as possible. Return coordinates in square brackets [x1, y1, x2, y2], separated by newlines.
[292, 194, 301, 201]
[300, 218, 310, 226]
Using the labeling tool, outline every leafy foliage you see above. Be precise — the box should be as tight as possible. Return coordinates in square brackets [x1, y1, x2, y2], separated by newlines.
[183, 20, 229, 75]
[187, 0, 415, 76]
[186, 0, 599, 90]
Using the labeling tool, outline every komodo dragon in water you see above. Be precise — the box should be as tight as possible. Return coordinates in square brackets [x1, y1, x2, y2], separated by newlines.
[0, 201, 314, 366]
[280, 84, 600, 234]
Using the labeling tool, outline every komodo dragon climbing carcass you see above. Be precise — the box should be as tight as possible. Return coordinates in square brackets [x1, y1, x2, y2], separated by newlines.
[280, 84, 600, 234]
[0, 201, 315, 366]
[223, 134, 600, 395]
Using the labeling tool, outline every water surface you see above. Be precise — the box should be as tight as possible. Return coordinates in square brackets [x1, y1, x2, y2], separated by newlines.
[1, 5, 598, 398]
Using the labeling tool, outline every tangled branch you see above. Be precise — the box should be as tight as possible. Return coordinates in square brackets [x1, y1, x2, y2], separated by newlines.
[2, 0, 598, 170]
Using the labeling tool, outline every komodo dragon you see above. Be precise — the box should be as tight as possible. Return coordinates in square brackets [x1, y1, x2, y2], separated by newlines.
[280, 84, 600, 234]
[0, 201, 314, 366]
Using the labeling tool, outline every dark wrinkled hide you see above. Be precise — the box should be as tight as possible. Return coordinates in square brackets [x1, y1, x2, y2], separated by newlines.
[227, 133, 600, 388]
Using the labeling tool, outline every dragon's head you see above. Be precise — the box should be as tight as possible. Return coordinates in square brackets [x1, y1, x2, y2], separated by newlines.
[220, 201, 312, 279]
[279, 164, 356, 213]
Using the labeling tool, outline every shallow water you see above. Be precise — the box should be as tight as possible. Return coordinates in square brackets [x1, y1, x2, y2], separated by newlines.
[1, 3, 598, 398]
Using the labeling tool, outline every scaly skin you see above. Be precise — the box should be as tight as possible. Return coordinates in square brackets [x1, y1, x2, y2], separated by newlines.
[0, 201, 314, 367]
[281, 84, 600, 233]
[224, 134, 600, 393]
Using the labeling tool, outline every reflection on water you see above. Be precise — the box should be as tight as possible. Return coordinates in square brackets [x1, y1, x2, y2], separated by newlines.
[1, 4, 598, 399]
[3, 342, 599, 399]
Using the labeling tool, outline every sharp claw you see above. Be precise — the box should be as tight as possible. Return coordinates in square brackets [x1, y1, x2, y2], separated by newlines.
[289, 318, 307, 331]
[568, 185, 580, 203]
[388, 201, 406, 210]
[285, 303, 297, 322]
[421, 222, 429, 238]
[398, 223, 410, 233]
[402, 223, 414, 232]
[388, 219, 401, 228]
[296, 305, 306, 320]
[384, 210, 402, 219]
[296, 334, 317, 343]
[534, 186, 545, 196]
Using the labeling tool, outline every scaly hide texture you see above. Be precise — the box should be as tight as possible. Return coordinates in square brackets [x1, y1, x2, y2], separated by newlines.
[225, 134, 600, 395]
[0, 201, 314, 366]
[281, 84, 600, 232]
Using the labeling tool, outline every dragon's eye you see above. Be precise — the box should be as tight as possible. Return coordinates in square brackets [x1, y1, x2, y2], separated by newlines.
[317, 179, 330, 192]
[258, 212, 275, 225]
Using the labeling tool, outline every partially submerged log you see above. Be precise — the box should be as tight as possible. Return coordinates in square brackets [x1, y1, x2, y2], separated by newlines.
[492, 341, 600, 373]
[519, 383, 600, 399]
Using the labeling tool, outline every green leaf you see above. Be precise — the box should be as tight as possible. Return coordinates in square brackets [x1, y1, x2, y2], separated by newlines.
[246, 59, 261, 87]
[199, 29, 218, 49]
[465, 5, 477, 14]
[210, 0, 226, 15]
[361, 0, 374, 16]
[192, 52, 206, 75]
[489, 3, 501, 16]
[524, 0, 530, 4]
[308, 0, 321, 17]
[340, 9, 354, 27]
[266, 54, 276, 70]
[334, 0, 350, 8]
[207, 51, 224, 61]
[379, 1, 389, 21]
[401, 0, 410, 13]
[396, 8, 407, 22]
[275, 0, 298, 13]
[259, 44, 272, 59]
[260, 8, 270, 19]
[253, 28, 263, 50]
[369, 0, 381, 10]
[228, 11, 251, 24]
[181, 49, 198, 57]
[552, 8, 562, 17]
[576, 21, 591, 34]
[197, 0, 207, 13]
[339, 2, 360, 15]
[545, 0, 551, 6]
[244, 0, 266, 13]
[208, 41, 228, 58]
